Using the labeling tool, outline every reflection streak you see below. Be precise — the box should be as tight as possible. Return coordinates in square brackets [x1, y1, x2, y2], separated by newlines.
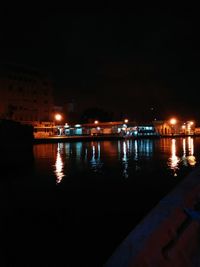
[187, 137, 196, 166]
[122, 141, 128, 178]
[54, 143, 65, 184]
[168, 139, 180, 176]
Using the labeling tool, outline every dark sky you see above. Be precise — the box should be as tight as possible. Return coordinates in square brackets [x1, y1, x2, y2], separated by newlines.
[0, 7, 200, 122]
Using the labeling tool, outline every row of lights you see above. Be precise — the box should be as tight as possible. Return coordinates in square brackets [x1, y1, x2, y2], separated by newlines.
[169, 118, 194, 126]
[55, 114, 194, 129]
[94, 119, 129, 124]
[54, 114, 129, 125]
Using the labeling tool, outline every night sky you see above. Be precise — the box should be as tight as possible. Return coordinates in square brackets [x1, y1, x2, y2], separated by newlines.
[0, 8, 200, 122]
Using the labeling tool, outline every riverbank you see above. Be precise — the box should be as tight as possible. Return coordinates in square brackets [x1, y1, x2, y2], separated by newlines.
[33, 135, 124, 144]
[33, 134, 200, 144]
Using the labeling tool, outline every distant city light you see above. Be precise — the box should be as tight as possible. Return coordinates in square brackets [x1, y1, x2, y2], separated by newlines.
[124, 119, 129, 123]
[94, 120, 99, 124]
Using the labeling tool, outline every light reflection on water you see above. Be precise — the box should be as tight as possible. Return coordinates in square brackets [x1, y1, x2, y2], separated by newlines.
[187, 136, 196, 166]
[167, 137, 196, 176]
[33, 137, 198, 184]
[90, 142, 103, 172]
[54, 143, 65, 184]
[167, 139, 180, 176]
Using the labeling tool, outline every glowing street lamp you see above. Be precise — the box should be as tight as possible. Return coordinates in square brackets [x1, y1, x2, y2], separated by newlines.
[187, 121, 195, 135]
[55, 113, 62, 122]
[94, 120, 99, 124]
[182, 125, 186, 135]
[170, 118, 177, 125]
[54, 113, 63, 135]
[169, 118, 177, 136]
[124, 119, 129, 123]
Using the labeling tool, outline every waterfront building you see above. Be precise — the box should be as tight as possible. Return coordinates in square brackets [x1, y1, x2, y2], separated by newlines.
[153, 120, 172, 135]
[153, 120, 195, 136]
[0, 63, 54, 125]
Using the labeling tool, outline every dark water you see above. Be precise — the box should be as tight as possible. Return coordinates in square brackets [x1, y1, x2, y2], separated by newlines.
[2, 137, 200, 266]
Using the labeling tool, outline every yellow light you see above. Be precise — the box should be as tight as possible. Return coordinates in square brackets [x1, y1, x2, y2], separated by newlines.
[190, 121, 194, 125]
[94, 120, 99, 124]
[182, 125, 186, 129]
[124, 119, 129, 123]
[170, 118, 177, 125]
[55, 114, 62, 121]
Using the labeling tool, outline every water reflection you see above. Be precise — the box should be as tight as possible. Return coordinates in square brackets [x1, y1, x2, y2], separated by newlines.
[138, 139, 153, 157]
[122, 141, 128, 178]
[182, 138, 187, 166]
[34, 138, 199, 184]
[54, 143, 65, 184]
[187, 137, 196, 166]
[90, 142, 103, 172]
[168, 139, 180, 176]
[167, 137, 196, 176]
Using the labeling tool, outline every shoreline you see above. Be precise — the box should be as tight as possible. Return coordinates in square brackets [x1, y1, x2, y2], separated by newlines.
[33, 134, 200, 144]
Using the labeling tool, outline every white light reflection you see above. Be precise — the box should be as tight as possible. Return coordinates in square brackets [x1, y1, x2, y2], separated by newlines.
[182, 138, 188, 166]
[54, 143, 65, 184]
[118, 141, 121, 160]
[76, 142, 82, 159]
[168, 139, 180, 176]
[187, 137, 196, 166]
[90, 142, 103, 172]
[122, 141, 128, 178]
[134, 140, 138, 161]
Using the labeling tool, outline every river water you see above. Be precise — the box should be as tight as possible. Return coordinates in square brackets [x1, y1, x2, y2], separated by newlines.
[3, 137, 200, 266]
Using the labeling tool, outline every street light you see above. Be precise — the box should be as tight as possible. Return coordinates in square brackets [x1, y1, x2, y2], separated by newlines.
[182, 125, 186, 135]
[187, 121, 194, 135]
[55, 113, 62, 122]
[54, 113, 63, 135]
[124, 119, 129, 123]
[94, 120, 99, 124]
[169, 118, 177, 136]
[170, 118, 177, 125]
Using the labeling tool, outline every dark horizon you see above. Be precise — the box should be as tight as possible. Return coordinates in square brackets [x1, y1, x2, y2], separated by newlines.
[0, 8, 200, 123]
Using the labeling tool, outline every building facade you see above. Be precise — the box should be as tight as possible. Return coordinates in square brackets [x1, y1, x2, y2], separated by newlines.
[0, 63, 54, 124]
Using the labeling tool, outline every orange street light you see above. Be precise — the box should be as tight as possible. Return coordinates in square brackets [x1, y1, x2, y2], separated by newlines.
[124, 119, 129, 123]
[170, 118, 177, 125]
[169, 118, 177, 136]
[94, 120, 99, 124]
[55, 113, 62, 121]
